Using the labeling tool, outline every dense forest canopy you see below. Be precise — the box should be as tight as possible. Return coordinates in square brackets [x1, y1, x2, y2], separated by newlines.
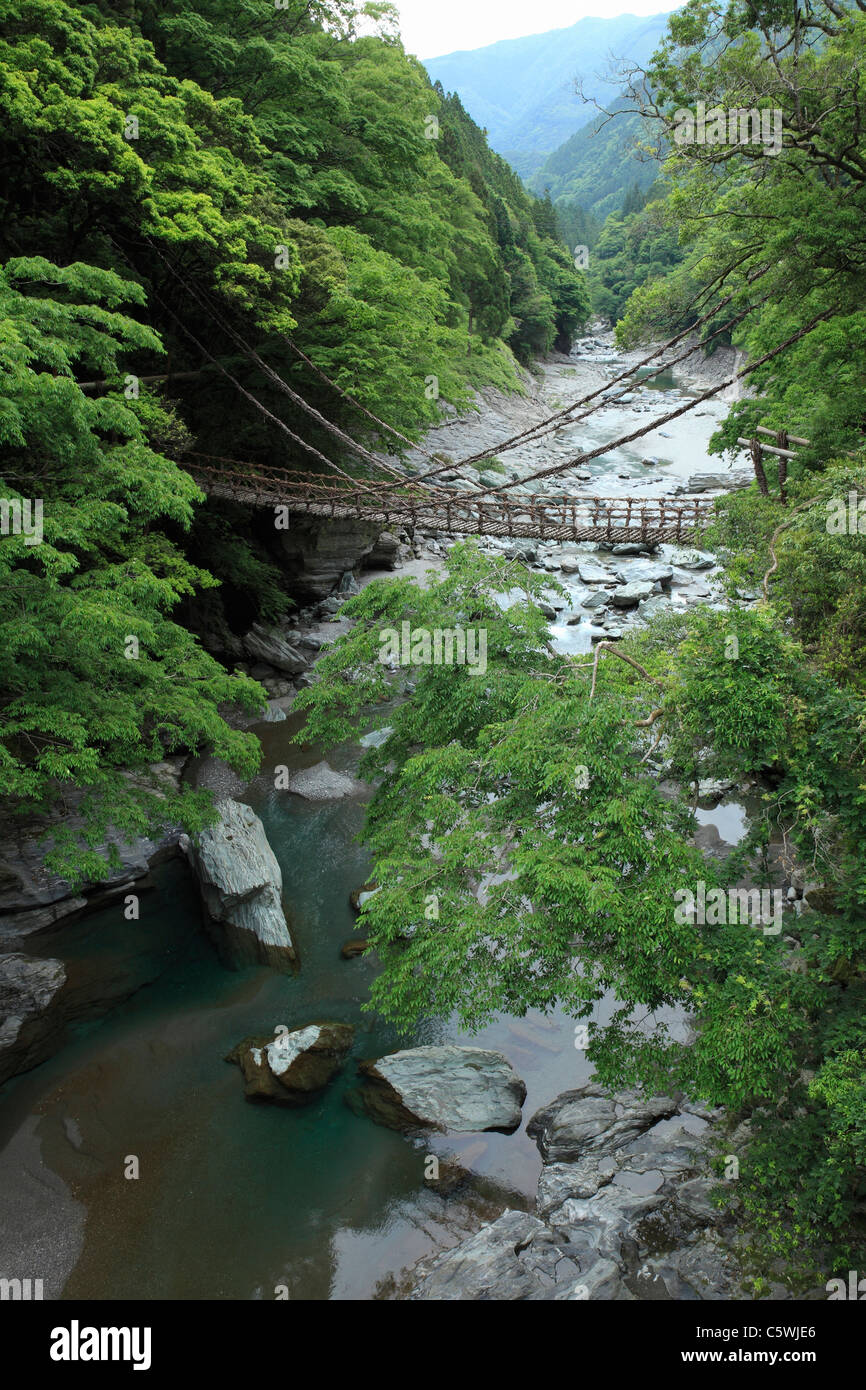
[0, 0, 588, 875]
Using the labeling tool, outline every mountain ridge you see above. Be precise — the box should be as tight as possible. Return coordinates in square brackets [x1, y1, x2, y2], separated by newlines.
[424, 11, 674, 175]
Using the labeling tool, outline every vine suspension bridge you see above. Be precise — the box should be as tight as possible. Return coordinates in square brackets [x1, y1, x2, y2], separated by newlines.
[185, 454, 716, 545]
[134, 248, 828, 545]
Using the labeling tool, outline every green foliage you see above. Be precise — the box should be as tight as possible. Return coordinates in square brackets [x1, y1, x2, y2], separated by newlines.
[0, 0, 592, 882]
[0, 258, 264, 881]
[296, 540, 866, 1275]
[588, 183, 685, 324]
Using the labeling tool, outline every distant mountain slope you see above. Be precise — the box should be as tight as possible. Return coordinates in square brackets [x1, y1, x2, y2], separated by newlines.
[423, 12, 672, 176]
[528, 103, 661, 222]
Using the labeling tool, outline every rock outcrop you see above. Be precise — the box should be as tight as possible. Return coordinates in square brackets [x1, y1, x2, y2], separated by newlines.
[226, 1022, 353, 1103]
[0, 795, 181, 932]
[181, 800, 296, 969]
[0, 954, 67, 1085]
[277, 516, 385, 599]
[353, 1045, 526, 1134]
[409, 1081, 766, 1301]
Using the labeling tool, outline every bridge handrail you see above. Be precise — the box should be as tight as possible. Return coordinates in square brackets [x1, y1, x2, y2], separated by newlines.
[182, 457, 716, 519]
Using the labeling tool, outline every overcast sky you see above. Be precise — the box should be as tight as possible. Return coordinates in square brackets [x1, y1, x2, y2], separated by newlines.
[394, 1, 683, 60]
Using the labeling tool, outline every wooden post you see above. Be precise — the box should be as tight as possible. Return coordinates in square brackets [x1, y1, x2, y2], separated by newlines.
[750, 438, 770, 497]
[776, 429, 789, 506]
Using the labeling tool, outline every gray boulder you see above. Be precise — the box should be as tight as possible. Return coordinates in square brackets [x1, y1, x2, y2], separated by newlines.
[285, 762, 365, 801]
[616, 562, 673, 586]
[181, 800, 296, 970]
[366, 531, 401, 570]
[577, 563, 611, 584]
[612, 581, 654, 608]
[243, 624, 307, 675]
[670, 549, 716, 571]
[527, 1083, 678, 1162]
[354, 1044, 526, 1133]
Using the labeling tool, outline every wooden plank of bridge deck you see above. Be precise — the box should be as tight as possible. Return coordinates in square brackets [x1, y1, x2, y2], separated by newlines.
[190, 473, 711, 544]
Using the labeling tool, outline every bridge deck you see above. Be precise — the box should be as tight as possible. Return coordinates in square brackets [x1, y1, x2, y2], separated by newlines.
[187, 462, 715, 545]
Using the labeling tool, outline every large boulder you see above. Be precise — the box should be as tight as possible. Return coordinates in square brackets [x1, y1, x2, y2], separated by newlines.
[365, 531, 401, 570]
[242, 624, 307, 675]
[670, 548, 716, 571]
[181, 800, 296, 970]
[577, 562, 611, 584]
[0, 954, 67, 1085]
[611, 581, 654, 608]
[353, 1045, 526, 1134]
[615, 561, 673, 586]
[226, 1021, 353, 1104]
[527, 1083, 678, 1162]
[285, 762, 365, 802]
[277, 516, 383, 599]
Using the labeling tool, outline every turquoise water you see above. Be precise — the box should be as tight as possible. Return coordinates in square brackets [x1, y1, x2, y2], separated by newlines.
[0, 707, 605, 1300]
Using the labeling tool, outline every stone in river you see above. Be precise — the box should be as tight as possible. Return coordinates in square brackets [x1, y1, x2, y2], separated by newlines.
[671, 548, 716, 570]
[581, 590, 609, 610]
[612, 580, 654, 607]
[577, 562, 610, 584]
[285, 761, 365, 801]
[353, 1044, 526, 1133]
[341, 938, 369, 959]
[636, 595, 672, 619]
[349, 880, 379, 912]
[615, 561, 673, 586]
[181, 799, 296, 969]
[226, 1021, 354, 1104]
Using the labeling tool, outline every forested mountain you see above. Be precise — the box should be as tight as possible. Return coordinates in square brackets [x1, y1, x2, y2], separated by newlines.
[528, 103, 659, 221]
[585, 179, 685, 318]
[423, 12, 672, 179]
[0, 0, 588, 876]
